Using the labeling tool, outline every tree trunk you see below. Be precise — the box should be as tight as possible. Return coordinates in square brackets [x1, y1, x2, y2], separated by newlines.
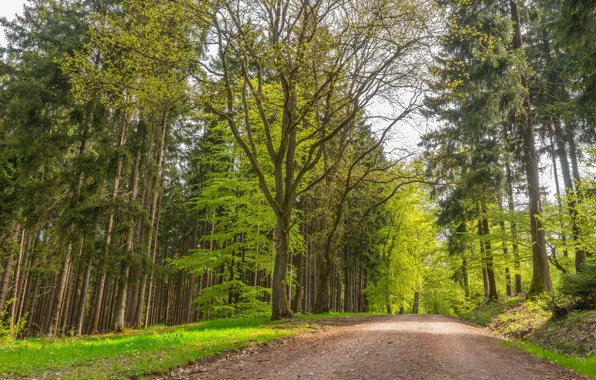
[567, 129, 590, 267]
[479, 221, 490, 299]
[505, 159, 523, 294]
[499, 199, 513, 297]
[553, 122, 586, 270]
[411, 292, 419, 314]
[10, 230, 26, 331]
[510, 0, 552, 295]
[0, 251, 14, 311]
[343, 249, 351, 312]
[271, 216, 292, 319]
[482, 218, 498, 302]
[314, 248, 331, 313]
[293, 250, 304, 313]
[89, 114, 128, 334]
[549, 126, 569, 257]
[113, 132, 143, 331]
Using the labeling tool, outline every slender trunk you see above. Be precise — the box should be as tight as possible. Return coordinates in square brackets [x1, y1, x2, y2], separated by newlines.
[510, 0, 551, 295]
[138, 114, 168, 328]
[10, 229, 26, 331]
[48, 242, 72, 335]
[554, 122, 586, 270]
[499, 196, 513, 297]
[113, 136, 142, 331]
[457, 223, 470, 298]
[567, 130, 589, 267]
[479, 221, 490, 298]
[549, 126, 568, 257]
[89, 113, 128, 334]
[482, 218, 498, 302]
[343, 249, 351, 312]
[411, 292, 419, 314]
[505, 125, 522, 294]
[76, 258, 92, 336]
[462, 255, 470, 298]
[0, 251, 14, 310]
[293, 251, 304, 313]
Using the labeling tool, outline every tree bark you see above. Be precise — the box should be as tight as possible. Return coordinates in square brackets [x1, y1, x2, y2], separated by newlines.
[89, 112, 128, 334]
[412, 292, 419, 314]
[271, 216, 292, 319]
[510, 0, 551, 294]
[10, 229, 26, 331]
[482, 218, 498, 302]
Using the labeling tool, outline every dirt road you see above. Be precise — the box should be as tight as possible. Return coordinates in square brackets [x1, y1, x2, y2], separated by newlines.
[162, 315, 586, 380]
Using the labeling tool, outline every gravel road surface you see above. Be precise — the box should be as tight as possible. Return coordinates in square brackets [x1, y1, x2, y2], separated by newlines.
[161, 314, 587, 380]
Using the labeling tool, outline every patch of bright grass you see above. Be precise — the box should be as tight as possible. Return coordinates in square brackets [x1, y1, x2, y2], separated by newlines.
[501, 341, 596, 379]
[0, 313, 372, 379]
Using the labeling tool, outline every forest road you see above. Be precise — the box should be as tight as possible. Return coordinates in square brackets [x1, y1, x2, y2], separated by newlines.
[160, 314, 588, 380]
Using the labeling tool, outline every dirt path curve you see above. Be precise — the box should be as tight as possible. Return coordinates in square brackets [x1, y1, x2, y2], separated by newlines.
[161, 315, 587, 380]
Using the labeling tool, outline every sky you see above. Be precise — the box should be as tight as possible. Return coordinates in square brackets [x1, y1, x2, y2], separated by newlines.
[0, 1, 25, 46]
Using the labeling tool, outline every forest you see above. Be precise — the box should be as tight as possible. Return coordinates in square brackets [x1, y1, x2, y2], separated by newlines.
[0, 0, 594, 355]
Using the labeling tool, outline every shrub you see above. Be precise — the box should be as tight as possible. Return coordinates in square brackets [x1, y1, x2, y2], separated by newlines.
[560, 258, 596, 311]
[0, 300, 27, 346]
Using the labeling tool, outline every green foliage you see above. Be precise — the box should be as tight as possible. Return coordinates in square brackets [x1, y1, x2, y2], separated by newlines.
[0, 300, 27, 346]
[560, 258, 596, 310]
[365, 184, 439, 314]
[194, 281, 271, 318]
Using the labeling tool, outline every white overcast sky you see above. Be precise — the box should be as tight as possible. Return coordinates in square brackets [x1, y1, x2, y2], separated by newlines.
[1, 1, 26, 46]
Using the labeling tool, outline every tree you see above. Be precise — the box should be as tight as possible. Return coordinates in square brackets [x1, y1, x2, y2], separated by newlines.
[201, 0, 434, 319]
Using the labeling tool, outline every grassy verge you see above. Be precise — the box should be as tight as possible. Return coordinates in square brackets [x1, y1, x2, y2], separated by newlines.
[462, 298, 596, 378]
[501, 341, 596, 379]
[0, 313, 375, 379]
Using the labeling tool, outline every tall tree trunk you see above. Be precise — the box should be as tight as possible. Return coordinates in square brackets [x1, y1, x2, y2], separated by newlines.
[549, 126, 568, 257]
[113, 133, 143, 331]
[343, 249, 352, 312]
[553, 122, 586, 270]
[76, 257, 92, 336]
[510, 0, 551, 295]
[505, 128, 522, 294]
[567, 129, 589, 267]
[0, 250, 15, 310]
[479, 221, 490, 299]
[499, 196, 513, 297]
[293, 250, 304, 313]
[10, 229, 26, 331]
[89, 113, 128, 334]
[48, 242, 72, 335]
[482, 218, 498, 302]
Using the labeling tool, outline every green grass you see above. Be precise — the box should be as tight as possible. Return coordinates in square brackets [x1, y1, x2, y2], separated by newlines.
[501, 341, 596, 379]
[0, 313, 371, 379]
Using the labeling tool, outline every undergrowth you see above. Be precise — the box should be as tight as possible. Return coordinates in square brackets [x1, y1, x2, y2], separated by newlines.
[463, 296, 596, 377]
